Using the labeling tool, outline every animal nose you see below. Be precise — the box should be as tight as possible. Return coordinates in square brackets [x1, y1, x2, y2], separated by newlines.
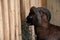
[26, 16, 32, 24]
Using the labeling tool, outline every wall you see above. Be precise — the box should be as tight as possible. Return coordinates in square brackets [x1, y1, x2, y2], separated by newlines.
[47, 0, 60, 26]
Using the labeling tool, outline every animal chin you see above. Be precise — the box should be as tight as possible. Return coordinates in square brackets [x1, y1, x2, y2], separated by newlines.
[25, 20, 31, 25]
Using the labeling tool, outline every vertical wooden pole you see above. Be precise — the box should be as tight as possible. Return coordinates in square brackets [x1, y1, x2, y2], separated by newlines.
[14, 0, 19, 40]
[20, 0, 30, 22]
[14, 0, 22, 40]
[9, 0, 15, 40]
[20, 0, 25, 22]
[24, 0, 30, 17]
[41, 0, 47, 8]
[38, 0, 42, 7]
[18, 0, 22, 40]
[29, 0, 36, 7]
[0, 0, 4, 40]
[1, 0, 10, 40]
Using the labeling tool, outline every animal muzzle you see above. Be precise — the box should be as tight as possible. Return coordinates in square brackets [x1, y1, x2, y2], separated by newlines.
[25, 16, 33, 25]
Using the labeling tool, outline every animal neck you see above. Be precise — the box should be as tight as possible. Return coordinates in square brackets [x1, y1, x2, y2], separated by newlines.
[40, 21, 49, 29]
[34, 20, 49, 29]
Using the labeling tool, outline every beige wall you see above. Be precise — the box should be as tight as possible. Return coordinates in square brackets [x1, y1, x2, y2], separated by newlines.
[47, 0, 60, 26]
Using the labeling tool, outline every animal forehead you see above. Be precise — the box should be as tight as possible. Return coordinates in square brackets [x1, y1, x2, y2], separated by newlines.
[29, 8, 47, 18]
[40, 12, 47, 16]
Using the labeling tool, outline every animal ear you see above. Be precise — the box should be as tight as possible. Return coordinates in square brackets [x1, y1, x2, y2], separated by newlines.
[30, 6, 41, 24]
[30, 6, 37, 14]
[37, 7, 51, 21]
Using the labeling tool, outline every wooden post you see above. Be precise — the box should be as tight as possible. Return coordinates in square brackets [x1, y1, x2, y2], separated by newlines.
[1, 0, 10, 40]
[38, 0, 42, 7]
[8, 0, 15, 40]
[20, 0, 30, 22]
[14, 0, 22, 40]
[41, 0, 47, 8]
[20, 0, 25, 22]
[0, 0, 4, 40]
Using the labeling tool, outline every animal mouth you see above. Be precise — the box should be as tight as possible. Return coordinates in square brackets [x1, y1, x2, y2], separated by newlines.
[25, 20, 33, 25]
